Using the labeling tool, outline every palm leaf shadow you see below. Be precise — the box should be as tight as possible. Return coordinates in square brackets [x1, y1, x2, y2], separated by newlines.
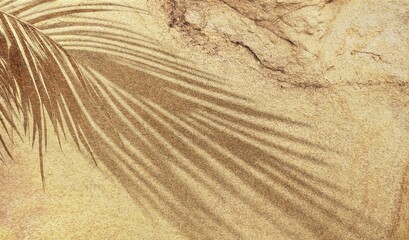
[0, 1, 386, 239]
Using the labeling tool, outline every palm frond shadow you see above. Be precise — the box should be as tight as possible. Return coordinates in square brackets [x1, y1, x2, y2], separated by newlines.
[57, 21, 384, 240]
[76, 54, 384, 240]
[0, 2, 386, 239]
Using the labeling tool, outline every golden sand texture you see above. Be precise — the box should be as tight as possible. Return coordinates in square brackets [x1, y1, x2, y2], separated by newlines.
[0, 0, 408, 239]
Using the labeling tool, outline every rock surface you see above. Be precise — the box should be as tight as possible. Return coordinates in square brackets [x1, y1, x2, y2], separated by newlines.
[157, 0, 409, 87]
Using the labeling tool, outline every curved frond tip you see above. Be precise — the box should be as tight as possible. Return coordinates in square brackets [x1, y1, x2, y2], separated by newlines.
[0, 11, 108, 187]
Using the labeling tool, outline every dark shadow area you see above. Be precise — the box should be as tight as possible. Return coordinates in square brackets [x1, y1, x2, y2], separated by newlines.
[74, 51, 384, 239]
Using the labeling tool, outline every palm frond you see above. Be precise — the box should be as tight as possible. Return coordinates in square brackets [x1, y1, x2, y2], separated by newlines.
[0, 10, 116, 187]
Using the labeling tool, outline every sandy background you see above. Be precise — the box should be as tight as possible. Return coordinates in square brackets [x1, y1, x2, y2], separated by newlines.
[0, 0, 408, 239]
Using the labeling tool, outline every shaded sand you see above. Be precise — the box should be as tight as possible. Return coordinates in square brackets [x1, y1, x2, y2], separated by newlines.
[0, 0, 408, 239]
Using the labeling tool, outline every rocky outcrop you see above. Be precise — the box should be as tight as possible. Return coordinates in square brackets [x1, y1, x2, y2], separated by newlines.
[158, 0, 409, 88]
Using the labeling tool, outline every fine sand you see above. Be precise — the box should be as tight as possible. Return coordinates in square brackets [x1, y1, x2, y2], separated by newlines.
[0, 0, 408, 239]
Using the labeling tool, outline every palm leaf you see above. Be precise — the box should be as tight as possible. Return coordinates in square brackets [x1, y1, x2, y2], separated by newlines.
[0, 10, 114, 186]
